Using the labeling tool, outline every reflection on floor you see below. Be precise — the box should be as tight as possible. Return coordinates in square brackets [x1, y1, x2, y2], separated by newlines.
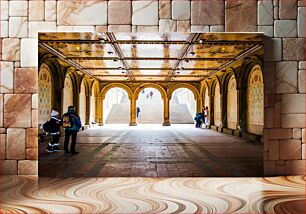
[0, 176, 305, 213]
[39, 125, 263, 177]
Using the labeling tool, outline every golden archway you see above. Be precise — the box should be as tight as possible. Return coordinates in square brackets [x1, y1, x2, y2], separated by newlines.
[101, 83, 133, 100]
[134, 83, 167, 100]
[167, 83, 199, 100]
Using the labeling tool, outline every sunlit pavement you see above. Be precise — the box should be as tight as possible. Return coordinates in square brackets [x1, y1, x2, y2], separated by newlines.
[39, 124, 263, 177]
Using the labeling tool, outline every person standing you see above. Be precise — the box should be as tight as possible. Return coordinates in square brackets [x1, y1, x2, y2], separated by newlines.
[136, 106, 141, 118]
[62, 106, 82, 155]
[43, 110, 62, 153]
[149, 91, 153, 99]
[204, 106, 209, 126]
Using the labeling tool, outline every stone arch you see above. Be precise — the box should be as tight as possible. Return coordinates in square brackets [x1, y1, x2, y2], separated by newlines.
[38, 63, 53, 124]
[134, 83, 167, 100]
[226, 75, 238, 130]
[101, 83, 133, 100]
[90, 80, 100, 125]
[210, 77, 221, 127]
[62, 73, 74, 114]
[167, 83, 199, 100]
[79, 77, 91, 125]
[246, 64, 264, 135]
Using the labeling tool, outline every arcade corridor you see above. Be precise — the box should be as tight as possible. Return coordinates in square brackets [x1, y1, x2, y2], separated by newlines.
[39, 125, 263, 177]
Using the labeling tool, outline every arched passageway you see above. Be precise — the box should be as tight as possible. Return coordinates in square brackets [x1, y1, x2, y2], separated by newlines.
[170, 88, 195, 124]
[227, 75, 238, 130]
[103, 87, 130, 124]
[62, 75, 74, 115]
[136, 88, 163, 124]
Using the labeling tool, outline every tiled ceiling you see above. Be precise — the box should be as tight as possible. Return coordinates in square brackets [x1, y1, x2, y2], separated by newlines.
[38, 32, 263, 82]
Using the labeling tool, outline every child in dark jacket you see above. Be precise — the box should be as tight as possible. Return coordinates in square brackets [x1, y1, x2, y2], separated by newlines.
[45, 110, 62, 153]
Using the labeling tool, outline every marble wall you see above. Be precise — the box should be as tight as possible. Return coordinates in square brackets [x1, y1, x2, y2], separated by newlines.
[0, 0, 305, 176]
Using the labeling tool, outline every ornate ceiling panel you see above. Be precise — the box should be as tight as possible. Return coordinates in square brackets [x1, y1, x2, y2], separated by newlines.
[38, 32, 263, 83]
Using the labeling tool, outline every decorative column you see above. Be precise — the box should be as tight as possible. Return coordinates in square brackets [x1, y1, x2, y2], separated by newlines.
[196, 97, 202, 113]
[85, 95, 90, 125]
[220, 92, 226, 128]
[237, 88, 247, 134]
[96, 96, 103, 126]
[129, 96, 137, 126]
[162, 97, 170, 126]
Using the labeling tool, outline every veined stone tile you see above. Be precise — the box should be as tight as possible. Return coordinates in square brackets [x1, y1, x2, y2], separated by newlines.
[108, 25, 131, 32]
[45, 1, 57, 21]
[225, 0, 257, 32]
[132, 1, 158, 25]
[293, 128, 302, 139]
[282, 114, 305, 128]
[0, 21, 8, 38]
[302, 144, 306, 159]
[0, 62, 14, 93]
[0, 1, 9, 20]
[279, 0, 297, 19]
[14, 61, 20, 68]
[279, 139, 302, 160]
[269, 128, 293, 139]
[0, 128, 6, 134]
[136, 26, 159, 32]
[26, 128, 38, 148]
[32, 94, 38, 109]
[29, 1, 44, 21]
[274, 20, 297, 37]
[26, 148, 37, 160]
[298, 7, 305, 37]
[264, 38, 281, 61]
[192, 0, 224, 25]
[4, 94, 31, 128]
[298, 0, 305, 6]
[258, 0, 273, 25]
[258, 26, 273, 37]
[268, 140, 279, 160]
[2, 38, 20, 61]
[264, 161, 276, 176]
[9, 17, 28, 38]
[191, 25, 209, 33]
[57, 1, 107, 26]
[21, 39, 38, 67]
[6, 128, 26, 160]
[273, 0, 279, 6]
[298, 70, 305, 93]
[32, 109, 38, 128]
[286, 160, 306, 175]
[9, 1, 28, 17]
[283, 38, 305, 61]
[14, 68, 38, 94]
[18, 160, 38, 175]
[0, 160, 17, 175]
[159, 19, 177, 32]
[0, 94, 3, 127]
[303, 129, 306, 143]
[282, 94, 305, 114]
[299, 61, 306, 69]
[177, 21, 190, 32]
[172, 1, 190, 21]
[95, 26, 108, 32]
[159, 1, 171, 19]
[108, 1, 131, 25]
[29, 21, 57, 38]
[0, 134, 5, 159]
[274, 6, 279, 20]
[276, 61, 298, 93]
[210, 25, 225, 32]
[57, 26, 95, 32]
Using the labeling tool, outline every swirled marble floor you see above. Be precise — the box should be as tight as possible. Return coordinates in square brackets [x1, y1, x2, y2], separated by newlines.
[0, 176, 305, 213]
[39, 125, 263, 177]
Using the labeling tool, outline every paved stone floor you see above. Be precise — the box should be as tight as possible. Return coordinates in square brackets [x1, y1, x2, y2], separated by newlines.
[39, 124, 263, 177]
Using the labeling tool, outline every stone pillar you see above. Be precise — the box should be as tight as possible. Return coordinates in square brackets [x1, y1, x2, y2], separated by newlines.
[210, 94, 214, 125]
[220, 92, 226, 128]
[196, 97, 202, 113]
[163, 97, 170, 126]
[74, 90, 80, 116]
[237, 88, 247, 133]
[129, 96, 137, 126]
[85, 95, 90, 125]
[95, 96, 103, 126]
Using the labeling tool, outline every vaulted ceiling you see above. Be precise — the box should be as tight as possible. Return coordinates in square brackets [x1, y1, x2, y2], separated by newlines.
[38, 32, 263, 83]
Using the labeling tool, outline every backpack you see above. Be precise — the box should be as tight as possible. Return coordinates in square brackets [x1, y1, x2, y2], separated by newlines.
[70, 114, 82, 131]
[42, 120, 52, 132]
[62, 114, 74, 128]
